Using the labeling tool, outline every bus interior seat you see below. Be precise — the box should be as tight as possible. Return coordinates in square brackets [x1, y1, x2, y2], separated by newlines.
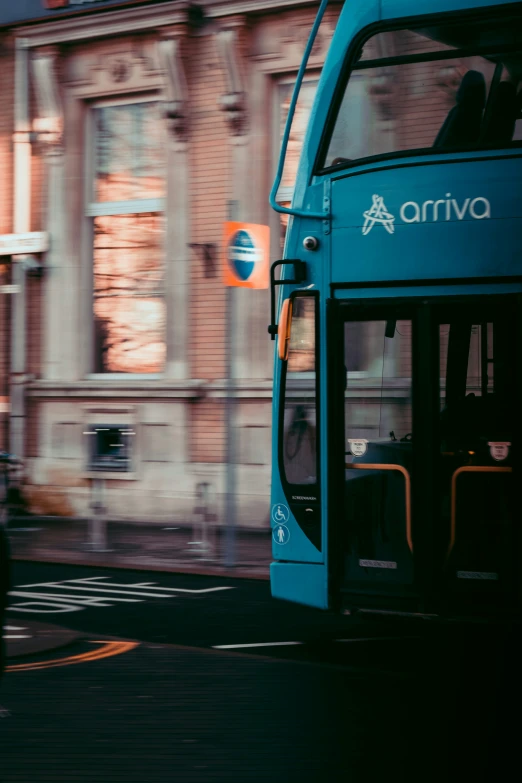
[481, 81, 518, 144]
[433, 70, 486, 148]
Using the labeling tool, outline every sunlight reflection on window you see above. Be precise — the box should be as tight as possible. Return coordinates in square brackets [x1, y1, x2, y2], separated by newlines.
[93, 213, 166, 373]
[94, 103, 166, 201]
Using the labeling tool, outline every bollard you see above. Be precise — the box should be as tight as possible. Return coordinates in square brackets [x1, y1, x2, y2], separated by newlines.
[88, 477, 110, 552]
[188, 481, 216, 560]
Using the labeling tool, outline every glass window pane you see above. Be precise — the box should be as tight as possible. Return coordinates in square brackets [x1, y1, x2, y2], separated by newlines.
[94, 103, 166, 202]
[326, 55, 501, 166]
[282, 297, 317, 485]
[345, 320, 412, 446]
[325, 16, 522, 167]
[277, 80, 318, 250]
[358, 29, 455, 62]
[439, 320, 512, 454]
[277, 80, 318, 199]
[93, 213, 166, 374]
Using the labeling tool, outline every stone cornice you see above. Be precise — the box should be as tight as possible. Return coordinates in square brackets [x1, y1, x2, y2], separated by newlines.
[16, 2, 191, 48]
[204, 0, 332, 18]
[14, 1, 342, 48]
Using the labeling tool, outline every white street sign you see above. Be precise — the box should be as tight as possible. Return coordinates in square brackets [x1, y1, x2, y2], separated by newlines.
[0, 232, 49, 256]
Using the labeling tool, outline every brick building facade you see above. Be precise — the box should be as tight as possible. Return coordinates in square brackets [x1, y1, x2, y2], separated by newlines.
[0, 0, 341, 526]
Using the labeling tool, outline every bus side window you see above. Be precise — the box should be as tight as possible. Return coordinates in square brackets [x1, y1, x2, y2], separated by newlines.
[281, 295, 318, 486]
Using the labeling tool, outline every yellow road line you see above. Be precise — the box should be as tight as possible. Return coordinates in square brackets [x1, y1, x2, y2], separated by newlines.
[6, 640, 139, 672]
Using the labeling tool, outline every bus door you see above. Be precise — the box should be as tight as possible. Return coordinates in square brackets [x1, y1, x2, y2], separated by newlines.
[335, 304, 417, 611]
[436, 300, 521, 615]
[332, 296, 521, 617]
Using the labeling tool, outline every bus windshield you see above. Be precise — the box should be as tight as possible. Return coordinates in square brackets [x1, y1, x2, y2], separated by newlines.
[323, 14, 522, 169]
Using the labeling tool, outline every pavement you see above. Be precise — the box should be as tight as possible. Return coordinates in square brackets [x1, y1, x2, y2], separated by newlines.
[6, 515, 272, 579]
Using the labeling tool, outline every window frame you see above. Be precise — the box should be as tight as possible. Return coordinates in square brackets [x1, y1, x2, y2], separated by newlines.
[273, 73, 322, 205]
[278, 289, 321, 494]
[315, 7, 522, 175]
[85, 95, 167, 378]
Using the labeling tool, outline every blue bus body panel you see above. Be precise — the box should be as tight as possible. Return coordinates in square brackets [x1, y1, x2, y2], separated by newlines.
[381, 0, 520, 17]
[334, 282, 522, 300]
[270, 238, 325, 566]
[295, 0, 522, 211]
[270, 471, 324, 564]
[270, 0, 522, 612]
[331, 156, 522, 284]
[270, 562, 328, 609]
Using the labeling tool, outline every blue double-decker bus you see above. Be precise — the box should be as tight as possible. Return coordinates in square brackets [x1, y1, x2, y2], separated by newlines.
[269, 0, 522, 619]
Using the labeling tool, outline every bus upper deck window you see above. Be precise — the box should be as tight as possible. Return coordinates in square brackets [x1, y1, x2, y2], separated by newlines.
[323, 14, 522, 169]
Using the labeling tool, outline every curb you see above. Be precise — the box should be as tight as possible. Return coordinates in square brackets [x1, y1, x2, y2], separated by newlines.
[11, 553, 271, 581]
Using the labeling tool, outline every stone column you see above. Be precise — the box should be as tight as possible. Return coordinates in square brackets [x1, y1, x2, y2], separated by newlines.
[157, 26, 190, 380]
[10, 40, 31, 460]
[216, 18, 252, 381]
[31, 46, 73, 382]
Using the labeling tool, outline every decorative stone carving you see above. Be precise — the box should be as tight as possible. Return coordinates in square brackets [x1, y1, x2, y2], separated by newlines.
[63, 36, 161, 95]
[157, 29, 189, 142]
[106, 54, 133, 83]
[31, 46, 64, 149]
[279, 23, 325, 56]
[251, 9, 339, 66]
[216, 21, 248, 136]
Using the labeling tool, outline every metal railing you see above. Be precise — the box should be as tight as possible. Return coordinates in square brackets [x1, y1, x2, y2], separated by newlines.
[447, 464, 513, 559]
[345, 462, 413, 552]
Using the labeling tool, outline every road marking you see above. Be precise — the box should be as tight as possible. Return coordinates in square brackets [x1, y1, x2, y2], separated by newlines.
[336, 636, 420, 643]
[19, 584, 176, 599]
[213, 637, 422, 651]
[18, 576, 235, 594]
[10, 591, 139, 605]
[5, 625, 27, 631]
[9, 601, 89, 614]
[64, 578, 235, 594]
[7, 640, 138, 672]
[4, 634, 31, 639]
[212, 641, 303, 649]
[8, 577, 235, 614]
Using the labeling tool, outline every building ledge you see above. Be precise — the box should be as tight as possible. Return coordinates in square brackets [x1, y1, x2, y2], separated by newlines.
[205, 380, 273, 400]
[26, 379, 274, 401]
[26, 379, 206, 400]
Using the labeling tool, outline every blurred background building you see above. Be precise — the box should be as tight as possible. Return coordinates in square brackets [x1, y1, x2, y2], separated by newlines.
[2, 1, 510, 527]
[0, 0, 341, 526]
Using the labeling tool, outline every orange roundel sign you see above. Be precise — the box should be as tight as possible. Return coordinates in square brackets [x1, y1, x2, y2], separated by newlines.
[223, 222, 270, 289]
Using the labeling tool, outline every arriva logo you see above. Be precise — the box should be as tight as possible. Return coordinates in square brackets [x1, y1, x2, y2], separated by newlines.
[363, 195, 395, 235]
[362, 193, 491, 235]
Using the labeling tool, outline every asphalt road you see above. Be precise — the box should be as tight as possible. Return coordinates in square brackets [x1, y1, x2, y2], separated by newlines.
[1, 562, 521, 782]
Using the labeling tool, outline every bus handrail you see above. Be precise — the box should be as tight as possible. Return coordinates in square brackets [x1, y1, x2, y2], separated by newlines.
[269, 0, 330, 220]
[448, 465, 513, 559]
[345, 462, 413, 553]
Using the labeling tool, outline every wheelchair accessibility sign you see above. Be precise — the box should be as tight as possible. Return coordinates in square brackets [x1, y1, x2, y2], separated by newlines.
[273, 524, 290, 545]
[272, 503, 289, 524]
